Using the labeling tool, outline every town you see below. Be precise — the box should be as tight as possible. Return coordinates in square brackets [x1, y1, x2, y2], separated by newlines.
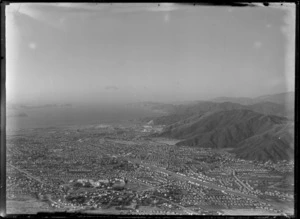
[6, 123, 294, 215]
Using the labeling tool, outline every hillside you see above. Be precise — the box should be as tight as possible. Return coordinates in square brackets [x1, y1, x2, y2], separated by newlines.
[157, 109, 294, 162]
[211, 92, 294, 106]
[254, 91, 294, 106]
[159, 109, 287, 147]
[211, 92, 294, 119]
[211, 97, 254, 105]
[247, 101, 293, 119]
[140, 92, 294, 162]
[151, 101, 251, 125]
[151, 100, 290, 125]
[138, 92, 294, 125]
[231, 123, 294, 162]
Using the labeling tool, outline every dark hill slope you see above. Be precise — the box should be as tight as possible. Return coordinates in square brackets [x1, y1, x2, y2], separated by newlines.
[248, 101, 293, 119]
[152, 101, 290, 125]
[151, 101, 224, 125]
[159, 110, 288, 149]
[248, 102, 285, 116]
[231, 123, 294, 162]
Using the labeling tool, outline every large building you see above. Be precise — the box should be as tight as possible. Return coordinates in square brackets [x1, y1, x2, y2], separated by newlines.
[112, 179, 126, 190]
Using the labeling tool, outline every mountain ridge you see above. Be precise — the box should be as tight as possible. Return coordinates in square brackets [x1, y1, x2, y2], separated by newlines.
[157, 109, 293, 162]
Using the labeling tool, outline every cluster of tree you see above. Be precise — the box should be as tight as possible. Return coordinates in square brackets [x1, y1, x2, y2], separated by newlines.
[65, 195, 86, 204]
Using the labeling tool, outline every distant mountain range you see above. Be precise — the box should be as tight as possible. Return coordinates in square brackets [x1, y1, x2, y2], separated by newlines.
[139, 92, 294, 124]
[146, 92, 294, 162]
[211, 91, 294, 107]
[150, 100, 292, 125]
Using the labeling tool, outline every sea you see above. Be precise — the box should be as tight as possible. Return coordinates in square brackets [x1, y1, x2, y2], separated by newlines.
[6, 105, 159, 134]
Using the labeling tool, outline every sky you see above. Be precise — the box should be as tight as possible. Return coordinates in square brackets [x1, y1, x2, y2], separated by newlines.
[6, 3, 295, 105]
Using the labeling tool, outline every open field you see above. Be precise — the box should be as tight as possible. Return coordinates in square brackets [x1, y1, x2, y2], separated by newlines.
[6, 195, 53, 214]
[151, 138, 181, 146]
[221, 209, 281, 216]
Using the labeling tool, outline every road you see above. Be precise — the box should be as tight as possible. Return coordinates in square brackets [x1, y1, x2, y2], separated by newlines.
[129, 159, 258, 199]
[87, 143, 289, 212]
[87, 143, 256, 198]
[129, 158, 292, 213]
[152, 194, 197, 215]
[8, 164, 86, 211]
[86, 143, 260, 199]
[132, 160, 291, 213]
[233, 174, 252, 192]
[12, 140, 282, 213]
[8, 163, 44, 184]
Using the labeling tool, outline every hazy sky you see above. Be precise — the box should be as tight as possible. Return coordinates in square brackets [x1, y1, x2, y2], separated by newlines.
[6, 3, 295, 104]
